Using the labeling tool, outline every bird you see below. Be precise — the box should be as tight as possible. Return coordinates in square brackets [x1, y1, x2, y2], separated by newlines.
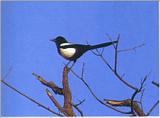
[50, 36, 118, 67]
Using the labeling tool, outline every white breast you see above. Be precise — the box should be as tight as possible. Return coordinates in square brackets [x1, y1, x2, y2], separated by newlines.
[60, 43, 76, 58]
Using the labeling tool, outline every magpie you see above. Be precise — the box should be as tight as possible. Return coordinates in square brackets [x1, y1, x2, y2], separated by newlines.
[50, 36, 118, 66]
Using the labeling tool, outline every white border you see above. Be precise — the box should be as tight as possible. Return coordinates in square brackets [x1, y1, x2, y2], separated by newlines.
[0, 0, 159, 117]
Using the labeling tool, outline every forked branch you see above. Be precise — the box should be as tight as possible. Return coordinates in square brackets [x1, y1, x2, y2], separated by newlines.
[32, 73, 63, 95]
[91, 35, 138, 91]
[70, 64, 132, 115]
[33, 66, 76, 116]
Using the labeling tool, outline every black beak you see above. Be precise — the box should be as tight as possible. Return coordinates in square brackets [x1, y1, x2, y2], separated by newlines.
[50, 38, 55, 42]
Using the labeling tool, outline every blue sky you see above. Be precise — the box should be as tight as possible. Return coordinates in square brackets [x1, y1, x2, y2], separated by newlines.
[2, 1, 159, 116]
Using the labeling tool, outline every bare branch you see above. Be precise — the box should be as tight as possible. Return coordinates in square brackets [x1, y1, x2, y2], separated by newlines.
[71, 103, 84, 116]
[46, 89, 67, 116]
[71, 99, 85, 116]
[130, 74, 149, 116]
[104, 99, 145, 116]
[104, 99, 131, 107]
[32, 72, 63, 95]
[81, 63, 85, 78]
[152, 81, 159, 88]
[91, 42, 138, 91]
[99, 54, 114, 72]
[130, 90, 139, 116]
[2, 66, 13, 81]
[115, 72, 138, 91]
[105, 33, 116, 49]
[75, 99, 85, 107]
[85, 35, 155, 116]
[147, 100, 159, 116]
[1, 79, 63, 116]
[70, 65, 132, 115]
[90, 49, 101, 56]
[141, 74, 149, 88]
[139, 88, 145, 111]
[114, 34, 120, 72]
[33, 66, 76, 116]
[62, 66, 76, 116]
[118, 43, 145, 53]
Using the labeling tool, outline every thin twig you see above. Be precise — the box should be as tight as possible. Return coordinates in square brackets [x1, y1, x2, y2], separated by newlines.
[130, 90, 139, 116]
[81, 63, 85, 78]
[139, 88, 145, 111]
[105, 33, 116, 49]
[75, 99, 85, 106]
[147, 100, 159, 116]
[91, 46, 138, 91]
[71, 103, 84, 116]
[71, 99, 85, 116]
[152, 81, 159, 88]
[130, 74, 149, 116]
[2, 66, 13, 81]
[100, 55, 115, 72]
[90, 49, 101, 56]
[118, 43, 145, 53]
[114, 34, 120, 72]
[1, 79, 63, 116]
[114, 71, 138, 91]
[102, 47, 105, 54]
[70, 66, 132, 115]
[130, 90, 145, 116]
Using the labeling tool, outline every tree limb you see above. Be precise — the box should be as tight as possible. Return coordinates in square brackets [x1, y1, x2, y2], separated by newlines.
[46, 89, 66, 115]
[62, 66, 76, 116]
[1, 79, 63, 116]
[104, 99, 145, 116]
[33, 66, 76, 116]
[32, 72, 63, 95]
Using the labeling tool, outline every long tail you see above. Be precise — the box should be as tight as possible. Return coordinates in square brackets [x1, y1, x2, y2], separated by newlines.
[88, 40, 118, 50]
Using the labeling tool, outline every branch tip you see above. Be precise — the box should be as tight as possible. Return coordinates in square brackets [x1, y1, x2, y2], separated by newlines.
[46, 89, 52, 96]
[152, 81, 159, 88]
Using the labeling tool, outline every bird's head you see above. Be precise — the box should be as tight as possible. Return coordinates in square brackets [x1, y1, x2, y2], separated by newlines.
[50, 36, 68, 45]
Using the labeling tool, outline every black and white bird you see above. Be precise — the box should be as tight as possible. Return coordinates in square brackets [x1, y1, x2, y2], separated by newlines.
[50, 36, 118, 66]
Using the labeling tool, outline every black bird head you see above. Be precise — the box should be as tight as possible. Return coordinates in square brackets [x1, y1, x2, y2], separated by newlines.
[50, 36, 68, 45]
